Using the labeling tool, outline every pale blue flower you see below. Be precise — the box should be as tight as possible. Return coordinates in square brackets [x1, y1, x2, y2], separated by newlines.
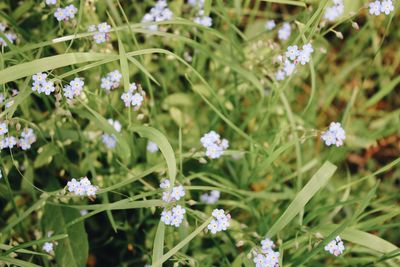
[42, 242, 54, 253]
[102, 134, 117, 149]
[369, 1, 381, 16]
[147, 141, 159, 153]
[0, 122, 8, 135]
[265, 20, 276, 30]
[381, 0, 394, 15]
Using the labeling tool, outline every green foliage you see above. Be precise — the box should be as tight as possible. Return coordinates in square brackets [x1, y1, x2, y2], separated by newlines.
[0, 0, 399, 266]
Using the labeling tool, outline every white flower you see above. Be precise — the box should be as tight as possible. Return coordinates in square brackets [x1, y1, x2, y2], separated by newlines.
[265, 20, 276, 30]
[302, 43, 314, 55]
[207, 219, 219, 234]
[381, 0, 394, 15]
[141, 0, 173, 31]
[286, 45, 299, 60]
[42, 242, 54, 253]
[54, 8, 66, 21]
[284, 59, 296, 75]
[131, 93, 144, 107]
[171, 185, 186, 201]
[65, 4, 78, 19]
[159, 179, 170, 189]
[107, 119, 122, 132]
[193, 15, 212, 27]
[323, 0, 344, 21]
[147, 141, 159, 153]
[161, 209, 173, 225]
[188, 0, 204, 7]
[325, 236, 345, 256]
[86, 185, 98, 197]
[97, 22, 111, 33]
[200, 190, 220, 204]
[41, 81, 55, 95]
[102, 134, 117, 149]
[369, 1, 382, 16]
[278, 22, 291, 41]
[200, 131, 229, 159]
[261, 237, 274, 251]
[0, 122, 8, 135]
[321, 122, 346, 147]
[80, 210, 88, 216]
[297, 50, 311, 65]
[32, 72, 47, 83]
[276, 70, 286, 81]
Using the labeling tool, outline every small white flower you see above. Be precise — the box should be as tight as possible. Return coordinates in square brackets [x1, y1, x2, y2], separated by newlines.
[102, 134, 117, 149]
[147, 141, 159, 153]
[42, 242, 54, 253]
[381, 0, 394, 15]
[207, 219, 219, 234]
[265, 20, 276, 30]
[159, 179, 170, 189]
[97, 22, 111, 33]
[369, 1, 382, 16]
[45, 0, 57, 5]
[278, 22, 291, 41]
[161, 209, 173, 225]
[171, 185, 185, 201]
[0, 122, 8, 135]
[286, 45, 299, 60]
[325, 236, 345, 256]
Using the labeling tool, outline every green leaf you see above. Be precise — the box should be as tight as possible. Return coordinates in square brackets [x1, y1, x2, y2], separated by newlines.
[267, 161, 337, 237]
[42, 205, 88, 267]
[130, 126, 177, 185]
[153, 218, 212, 266]
[0, 52, 118, 84]
[0, 256, 41, 267]
[152, 221, 165, 267]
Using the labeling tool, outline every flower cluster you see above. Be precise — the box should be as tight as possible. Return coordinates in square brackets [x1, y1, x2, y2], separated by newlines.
[101, 70, 122, 91]
[276, 43, 314, 81]
[54, 4, 78, 22]
[324, 236, 345, 256]
[63, 77, 84, 99]
[0, 23, 16, 47]
[207, 209, 231, 234]
[141, 0, 173, 31]
[67, 177, 98, 197]
[324, 0, 344, 21]
[146, 141, 159, 153]
[102, 119, 121, 149]
[369, 0, 394, 16]
[321, 122, 346, 147]
[200, 131, 229, 159]
[278, 22, 291, 41]
[161, 205, 186, 227]
[190, 1, 212, 27]
[265, 20, 276, 30]
[32, 72, 55, 95]
[0, 124, 37, 151]
[253, 237, 280, 267]
[200, 190, 220, 204]
[120, 83, 145, 109]
[193, 10, 212, 27]
[88, 22, 111, 44]
[19, 128, 37, 150]
[160, 179, 186, 227]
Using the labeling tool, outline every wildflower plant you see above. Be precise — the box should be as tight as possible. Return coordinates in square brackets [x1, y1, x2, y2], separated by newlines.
[0, 1, 399, 267]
